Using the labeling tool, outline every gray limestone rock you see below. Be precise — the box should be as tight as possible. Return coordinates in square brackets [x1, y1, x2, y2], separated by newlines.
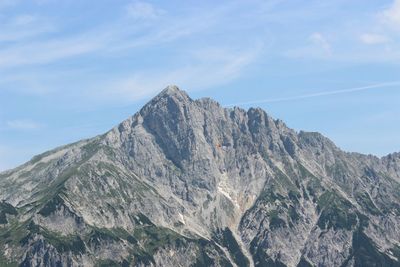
[1, 85, 400, 267]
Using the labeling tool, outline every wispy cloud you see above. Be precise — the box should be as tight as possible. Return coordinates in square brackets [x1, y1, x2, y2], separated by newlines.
[225, 81, 400, 107]
[360, 33, 390, 45]
[126, 1, 165, 20]
[94, 44, 264, 103]
[0, 14, 54, 43]
[0, 0, 399, 166]
[381, 0, 400, 29]
[284, 32, 332, 59]
[0, 2, 233, 69]
[0, 1, 267, 108]
[0, 0, 17, 9]
[0, 32, 106, 68]
[310, 32, 332, 55]
[10, 14, 37, 25]
[6, 119, 42, 130]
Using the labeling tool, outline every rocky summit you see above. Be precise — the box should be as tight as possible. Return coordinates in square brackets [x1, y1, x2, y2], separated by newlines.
[1, 86, 400, 267]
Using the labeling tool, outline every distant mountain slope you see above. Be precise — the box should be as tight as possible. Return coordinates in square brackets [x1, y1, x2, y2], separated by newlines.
[1, 86, 400, 267]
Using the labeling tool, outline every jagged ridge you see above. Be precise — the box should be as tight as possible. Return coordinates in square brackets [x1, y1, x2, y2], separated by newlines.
[1, 85, 400, 267]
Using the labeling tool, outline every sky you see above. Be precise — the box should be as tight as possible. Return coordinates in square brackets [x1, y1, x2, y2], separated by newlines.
[0, 0, 400, 171]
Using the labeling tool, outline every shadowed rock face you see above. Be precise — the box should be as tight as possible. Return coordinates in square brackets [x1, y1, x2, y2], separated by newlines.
[1, 85, 400, 267]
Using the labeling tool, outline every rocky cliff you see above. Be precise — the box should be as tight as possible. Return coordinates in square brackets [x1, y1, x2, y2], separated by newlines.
[1, 86, 400, 267]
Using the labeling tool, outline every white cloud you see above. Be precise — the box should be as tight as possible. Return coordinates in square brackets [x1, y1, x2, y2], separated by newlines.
[284, 32, 332, 59]
[0, 14, 55, 43]
[10, 14, 37, 25]
[0, 0, 17, 9]
[381, 0, 400, 29]
[6, 120, 42, 130]
[360, 33, 390, 44]
[310, 32, 332, 55]
[0, 2, 222, 68]
[93, 44, 263, 103]
[226, 81, 400, 106]
[0, 1, 251, 107]
[126, 1, 165, 20]
[0, 32, 105, 68]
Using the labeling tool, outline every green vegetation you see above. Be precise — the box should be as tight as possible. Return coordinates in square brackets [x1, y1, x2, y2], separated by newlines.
[30, 149, 59, 165]
[259, 186, 285, 203]
[363, 167, 378, 180]
[0, 220, 86, 256]
[193, 239, 234, 267]
[18, 162, 49, 179]
[81, 139, 102, 157]
[214, 228, 249, 267]
[129, 224, 234, 266]
[95, 259, 124, 267]
[288, 190, 301, 204]
[297, 257, 314, 267]
[268, 210, 286, 229]
[288, 206, 300, 222]
[19, 221, 86, 255]
[326, 162, 348, 184]
[390, 245, 400, 261]
[0, 222, 30, 247]
[192, 246, 215, 267]
[42, 232, 86, 255]
[306, 177, 324, 203]
[0, 202, 18, 224]
[132, 224, 182, 255]
[282, 136, 296, 157]
[33, 165, 80, 213]
[130, 225, 232, 266]
[1, 207, 212, 266]
[355, 192, 381, 216]
[86, 228, 122, 247]
[339, 227, 400, 267]
[38, 194, 65, 216]
[95, 259, 130, 267]
[262, 156, 300, 192]
[317, 191, 357, 231]
[132, 212, 154, 226]
[274, 167, 298, 192]
[0, 254, 18, 267]
[250, 237, 286, 267]
[298, 163, 317, 180]
[85, 226, 158, 265]
[0, 221, 18, 266]
[79, 161, 162, 203]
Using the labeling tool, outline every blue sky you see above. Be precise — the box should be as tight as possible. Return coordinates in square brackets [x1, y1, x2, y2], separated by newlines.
[0, 0, 400, 171]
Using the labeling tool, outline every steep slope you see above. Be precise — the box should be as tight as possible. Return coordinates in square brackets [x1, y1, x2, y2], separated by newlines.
[1, 86, 400, 267]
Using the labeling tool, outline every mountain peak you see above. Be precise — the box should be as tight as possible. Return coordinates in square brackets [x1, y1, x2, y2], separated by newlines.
[158, 85, 188, 99]
[2, 86, 400, 267]
[162, 84, 181, 94]
[153, 85, 190, 102]
[141, 85, 191, 115]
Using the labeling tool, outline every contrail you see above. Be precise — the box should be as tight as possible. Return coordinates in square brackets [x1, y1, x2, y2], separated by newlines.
[224, 81, 400, 107]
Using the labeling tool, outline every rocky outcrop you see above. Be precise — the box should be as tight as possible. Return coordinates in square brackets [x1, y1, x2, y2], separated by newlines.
[1, 85, 400, 266]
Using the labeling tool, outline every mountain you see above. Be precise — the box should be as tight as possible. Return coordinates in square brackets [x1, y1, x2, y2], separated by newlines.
[1, 85, 400, 267]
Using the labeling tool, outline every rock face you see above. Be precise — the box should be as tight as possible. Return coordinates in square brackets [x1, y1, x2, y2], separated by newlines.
[1, 85, 400, 267]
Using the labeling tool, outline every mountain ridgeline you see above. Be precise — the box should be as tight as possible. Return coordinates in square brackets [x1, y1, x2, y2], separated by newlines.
[1, 86, 400, 267]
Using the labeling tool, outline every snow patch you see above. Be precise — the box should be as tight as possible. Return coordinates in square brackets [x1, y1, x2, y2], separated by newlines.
[217, 172, 240, 209]
[178, 213, 186, 225]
